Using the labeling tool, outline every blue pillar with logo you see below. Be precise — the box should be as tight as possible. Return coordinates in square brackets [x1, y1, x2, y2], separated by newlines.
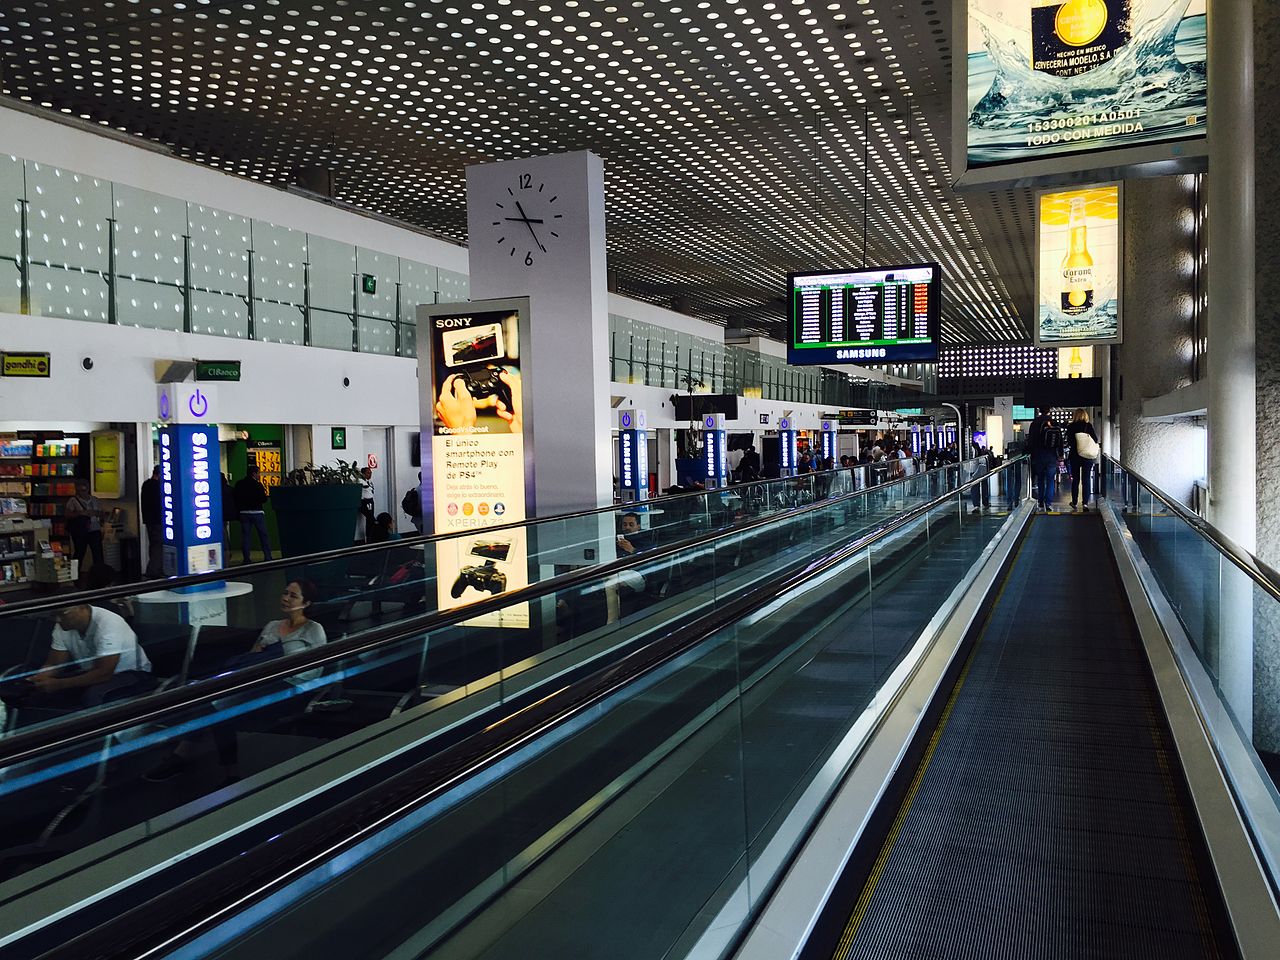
[617, 409, 649, 503]
[819, 419, 836, 466]
[778, 417, 797, 477]
[702, 413, 727, 488]
[157, 384, 224, 579]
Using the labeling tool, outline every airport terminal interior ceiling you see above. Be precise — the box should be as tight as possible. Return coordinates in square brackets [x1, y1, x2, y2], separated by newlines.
[0, 0, 1035, 344]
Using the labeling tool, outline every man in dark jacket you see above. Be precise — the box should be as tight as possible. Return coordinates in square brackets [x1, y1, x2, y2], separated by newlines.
[140, 465, 164, 577]
[1027, 407, 1062, 513]
[233, 463, 273, 563]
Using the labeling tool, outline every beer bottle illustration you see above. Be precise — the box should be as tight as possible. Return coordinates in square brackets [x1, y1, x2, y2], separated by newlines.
[1060, 197, 1095, 316]
[1032, 0, 1132, 78]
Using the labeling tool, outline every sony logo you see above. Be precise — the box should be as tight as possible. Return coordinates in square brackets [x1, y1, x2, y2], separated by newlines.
[435, 318, 472, 329]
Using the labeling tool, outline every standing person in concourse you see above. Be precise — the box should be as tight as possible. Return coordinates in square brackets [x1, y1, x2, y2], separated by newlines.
[1026, 406, 1063, 513]
[1066, 408, 1100, 512]
[140, 465, 164, 578]
[234, 463, 273, 563]
[65, 478, 107, 578]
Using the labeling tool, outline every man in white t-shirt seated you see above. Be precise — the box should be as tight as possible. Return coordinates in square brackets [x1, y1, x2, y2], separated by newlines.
[30, 604, 152, 706]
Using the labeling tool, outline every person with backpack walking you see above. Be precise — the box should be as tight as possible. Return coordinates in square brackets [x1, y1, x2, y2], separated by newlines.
[1066, 408, 1100, 512]
[401, 472, 424, 534]
[1027, 407, 1063, 513]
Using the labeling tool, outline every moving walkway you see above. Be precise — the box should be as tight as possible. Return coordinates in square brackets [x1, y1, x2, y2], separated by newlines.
[0, 458, 999, 957]
[17, 456, 1263, 959]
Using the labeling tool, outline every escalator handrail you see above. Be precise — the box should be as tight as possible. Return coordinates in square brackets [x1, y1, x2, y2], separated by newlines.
[1103, 454, 1280, 603]
[32, 456, 1026, 960]
[0, 457, 1012, 770]
[0, 458, 970, 620]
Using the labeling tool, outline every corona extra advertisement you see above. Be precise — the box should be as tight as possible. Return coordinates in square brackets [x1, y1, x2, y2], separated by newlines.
[1035, 184, 1122, 347]
[965, 0, 1206, 169]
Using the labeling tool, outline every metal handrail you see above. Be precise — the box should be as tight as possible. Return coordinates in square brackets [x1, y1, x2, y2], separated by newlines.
[0, 460, 977, 624]
[27, 456, 1028, 960]
[0, 457, 982, 619]
[1103, 454, 1280, 604]
[0, 457, 1008, 769]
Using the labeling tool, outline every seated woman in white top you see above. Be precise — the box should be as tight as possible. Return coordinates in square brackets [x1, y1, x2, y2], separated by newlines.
[145, 580, 326, 783]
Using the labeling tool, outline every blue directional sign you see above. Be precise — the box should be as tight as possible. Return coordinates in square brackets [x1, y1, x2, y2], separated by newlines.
[160, 424, 224, 578]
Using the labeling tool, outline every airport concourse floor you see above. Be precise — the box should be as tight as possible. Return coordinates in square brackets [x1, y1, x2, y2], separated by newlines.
[144, 495, 1011, 959]
[822, 512, 1237, 960]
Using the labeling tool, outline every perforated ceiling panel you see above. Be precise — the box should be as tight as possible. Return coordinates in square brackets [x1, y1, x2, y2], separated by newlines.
[0, 0, 1035, 343]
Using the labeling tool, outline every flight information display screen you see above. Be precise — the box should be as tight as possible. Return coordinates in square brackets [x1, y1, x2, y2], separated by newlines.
[788, 263, 941, 365]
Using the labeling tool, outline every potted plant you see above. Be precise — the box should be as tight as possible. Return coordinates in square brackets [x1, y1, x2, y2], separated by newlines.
[269, 459, 364, 558]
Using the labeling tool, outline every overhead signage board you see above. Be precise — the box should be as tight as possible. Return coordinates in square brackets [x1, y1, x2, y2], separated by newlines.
[1034, 183, 1122, 348]
[956, 1, 1207, 188]
[195, 360, 241, 382]
[788, 263, 941, 366]
[159, 424, 224, 579]
[837, 409, 879, 427]
[419, 299, 532, 629]
[1, 352, 50, 377]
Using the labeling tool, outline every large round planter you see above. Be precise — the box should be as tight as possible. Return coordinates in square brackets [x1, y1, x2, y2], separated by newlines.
[269, 484, 363, 558]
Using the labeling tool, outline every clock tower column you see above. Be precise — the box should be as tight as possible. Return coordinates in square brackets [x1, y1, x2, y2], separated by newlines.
[466, 151, 611, 515]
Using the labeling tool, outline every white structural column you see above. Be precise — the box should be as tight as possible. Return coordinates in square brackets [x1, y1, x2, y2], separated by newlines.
[1206, 0, 1256, 551]
[466, 152, 612, 515]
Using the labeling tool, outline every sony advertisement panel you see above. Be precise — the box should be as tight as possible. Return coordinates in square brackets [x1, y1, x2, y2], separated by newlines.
[960, 0, 1206, 182]
[1034, 183, 1123, 347]
[422, 302, 530, 628]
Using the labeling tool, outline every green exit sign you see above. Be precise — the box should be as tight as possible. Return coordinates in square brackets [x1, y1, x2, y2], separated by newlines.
[331, 427, 347, 450]
[361, 274, 377, 295]
[195, 360, 241, 382]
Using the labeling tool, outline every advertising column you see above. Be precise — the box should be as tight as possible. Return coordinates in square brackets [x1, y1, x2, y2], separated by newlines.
[617, 410, 648, 502]
[156, 384, 223, 578]
[419, 299, 531, 628]
[778, 417, 797, 477]
[702, 414, 727, 489]
[819, 420, 836, 465]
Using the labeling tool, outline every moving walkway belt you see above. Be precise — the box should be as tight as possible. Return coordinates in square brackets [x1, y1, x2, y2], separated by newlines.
[811, 514, 1239, 960]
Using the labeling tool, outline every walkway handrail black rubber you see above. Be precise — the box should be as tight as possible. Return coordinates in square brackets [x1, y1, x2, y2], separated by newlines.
[0, 457, 1002, 770]
[0, 458, 975, 619]
[31, 457, 1026, 960]
[1103, 454, 1280, 602]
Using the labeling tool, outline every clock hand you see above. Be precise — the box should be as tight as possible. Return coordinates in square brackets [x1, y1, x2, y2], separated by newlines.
[513, 199, 546, 251]
[503, 216, 545, 224]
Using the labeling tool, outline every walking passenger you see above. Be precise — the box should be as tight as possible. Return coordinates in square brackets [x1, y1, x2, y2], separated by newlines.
[1066, 408, 1100, 512]
[234, 463, 273, 563]
[1027, 407, 1063, 513]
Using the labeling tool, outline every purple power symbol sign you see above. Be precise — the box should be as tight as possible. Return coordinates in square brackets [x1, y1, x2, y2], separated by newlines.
[158, 392, 171, 420]
[188, 389, 209, 419]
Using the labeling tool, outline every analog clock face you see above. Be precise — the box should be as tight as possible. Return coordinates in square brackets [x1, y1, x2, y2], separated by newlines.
[491, 173, 563, 266]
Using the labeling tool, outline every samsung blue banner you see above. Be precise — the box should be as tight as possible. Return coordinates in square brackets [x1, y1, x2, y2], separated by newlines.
[702, 413, 727, 488]
[778, 417, 797, 477]
[618, 409, 649, 501]
[819, 420, 836, 465]
[159, 424, 224, 579]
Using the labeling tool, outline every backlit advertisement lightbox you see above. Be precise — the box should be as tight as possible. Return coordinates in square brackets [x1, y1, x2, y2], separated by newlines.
[420, 299, 532, 629]
[1034, 183, 1122, 347]
[956, 1, 1207, 187]
[788, 263, 941, 366]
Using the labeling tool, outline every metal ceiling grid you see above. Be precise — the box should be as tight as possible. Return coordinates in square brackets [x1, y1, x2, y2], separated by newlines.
[0, 0, 1034, 343]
